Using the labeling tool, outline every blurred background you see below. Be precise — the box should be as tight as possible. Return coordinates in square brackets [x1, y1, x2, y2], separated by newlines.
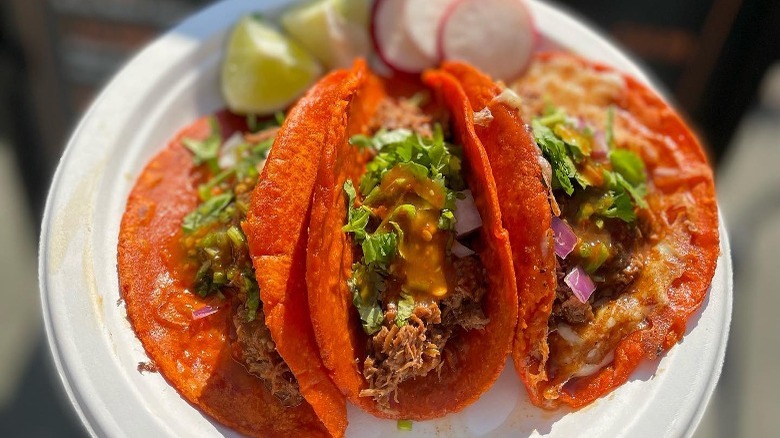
[0, 0, 778, 436]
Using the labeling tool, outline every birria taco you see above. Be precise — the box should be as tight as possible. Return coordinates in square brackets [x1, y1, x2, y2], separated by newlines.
[305, 66, 518, 418]
[117, 62, 374, 437]
[442, 53, 719, 408]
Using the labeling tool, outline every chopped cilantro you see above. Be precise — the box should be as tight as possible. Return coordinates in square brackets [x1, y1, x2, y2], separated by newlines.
[349, 263, 385, 335]
[438, 209, 456, 230]
[532, 106, 649, 223]
[395, 294, 415, 327]
[348, 134, 374, 150]
[183, 117, 221, 173]
[397, 419, 413, 431]
[251, 137, 274, 156]
[246, 110, 285, 133]
[532, 120, 578, 195]
[609, 149, 646, 187]
[598, 189, 636, 222]
[361, 232, 398, 270]
[243, 274, 260, 322]
[355, 126, 464, 197]
[182, 193, 233, 234]
[197, 168, 235, 202]
[342, 180, 371, 241]
[612, 171, 648, 210]
[343, 126, 465, 333]
[180, 113, 281, 322]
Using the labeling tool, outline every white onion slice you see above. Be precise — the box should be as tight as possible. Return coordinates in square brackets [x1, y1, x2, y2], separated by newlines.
[556, 323, 583, 345]
[572, 350, 615, 378]
[454, 189, 482, 237]
[218, 132, 244, 169]
[451, 240, 476, 258]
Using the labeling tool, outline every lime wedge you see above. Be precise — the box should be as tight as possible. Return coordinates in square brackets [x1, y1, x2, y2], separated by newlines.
[336, 0, 370, 27]
[221, 16, 323, 114]
[281, 0, 370, 69]
[281, 0, 337, 66]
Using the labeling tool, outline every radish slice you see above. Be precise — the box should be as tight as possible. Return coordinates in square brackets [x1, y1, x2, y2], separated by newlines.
[439, 0, 536, 81]
[371, 0, 437, 73]
[403, 0, 457, 60]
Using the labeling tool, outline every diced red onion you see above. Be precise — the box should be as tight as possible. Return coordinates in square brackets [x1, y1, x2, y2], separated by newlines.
[592, 130, 608, 160]
[192, 305, 219, 320]
[564, 266, 596, 303]
[455, 190, 482, 237]
[451, 240, 475, 258]
[551, 217, 577, 259]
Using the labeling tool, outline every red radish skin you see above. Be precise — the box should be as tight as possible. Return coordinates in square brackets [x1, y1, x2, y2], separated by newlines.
[438, 0, 537, 81]
[403, 0, 458, 60]
[371, 0, 437, 73]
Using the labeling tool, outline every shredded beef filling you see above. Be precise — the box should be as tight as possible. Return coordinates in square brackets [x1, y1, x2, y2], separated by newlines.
[360, 256, 489, 410]
[369, 97, 436, 137]
[232, 304, 303, 407]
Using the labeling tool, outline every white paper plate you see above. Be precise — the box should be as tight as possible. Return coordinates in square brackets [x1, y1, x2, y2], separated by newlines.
[39, 1, 732, 437]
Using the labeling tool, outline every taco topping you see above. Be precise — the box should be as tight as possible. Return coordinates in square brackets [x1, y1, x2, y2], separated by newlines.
[178, 115, 304, 406]
[343, 99, 489, 409]
[529, 104, 651, 380]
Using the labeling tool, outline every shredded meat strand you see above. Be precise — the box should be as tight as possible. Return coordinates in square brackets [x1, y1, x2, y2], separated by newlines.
[137, 361, 158, 374]
[441, 257, 490, 330]
[360, 255, 488, 410]
[369, 98, 434, 137]
[232, 306, 303, 407]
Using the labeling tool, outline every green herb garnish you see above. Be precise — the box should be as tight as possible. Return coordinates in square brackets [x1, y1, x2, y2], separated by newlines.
[183, 117, 221, 174]
[397, 419, 413, 431]
[181, 115, 279, 322]
[395, 294, 415, 327]
[357, 126, 464, 196]
[182, 193, 233, 234]
[532, 120, 579, 196]
[342, 180, 371, 241]
[343, 126, 464, 334]
[532, 106, 648, 223]
[349, 263, 385, 335]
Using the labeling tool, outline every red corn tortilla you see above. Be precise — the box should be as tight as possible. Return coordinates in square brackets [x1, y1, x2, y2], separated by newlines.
[118, 111, 331, 437]
[444, 53, 719, 408]
[439, 60, 557, 397]
[305, 66, 518, 419]
[241, 61, 373, 437]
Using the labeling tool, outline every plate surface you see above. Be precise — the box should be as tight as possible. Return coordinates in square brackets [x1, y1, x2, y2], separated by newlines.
[39, 1, 732, 437]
